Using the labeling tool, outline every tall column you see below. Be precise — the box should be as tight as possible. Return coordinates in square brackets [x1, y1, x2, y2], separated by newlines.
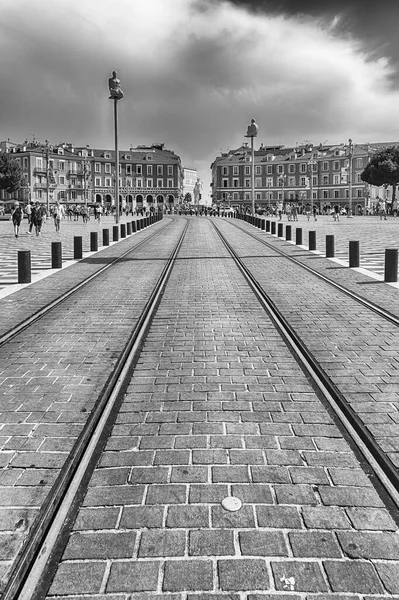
[108, 70, 124, 225]
[245, 118, 259, 216]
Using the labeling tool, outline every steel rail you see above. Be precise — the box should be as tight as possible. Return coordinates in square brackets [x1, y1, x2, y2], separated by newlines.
[212, 220, 399, 511]
[222, 218, 399, 327]
[0, 218, 172, 349]
[1, 220, 188, 600]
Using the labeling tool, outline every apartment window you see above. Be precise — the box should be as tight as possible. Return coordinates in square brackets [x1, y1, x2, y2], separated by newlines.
[233, 179, 239, 188]
[107, 178, 113, 187]
[36, 157, 43, 169]
[157, 165, 163, 175]
[244, 166, 250, 175]
[126, 164, 132, 175]
[312, 177, 318, 186]
[288, 164, 295, 173]
[104, 153, 111, 159]
[147, 179, 153, 188]
[245, 179, 250, 188]
[277, 165, 283, 174]
[23, 158, 28, 170]
[357, 189, 363, 197]
[255, 166, 261, 175]
[167, 166, 173, 175]
[137, 165, 142, 176]
[334, 161, 340, 170]
[59, 176, 65, 185]
[157, 179, 163, 188]
[288, 177, 295, 186]
[223, 179, 228, 188]
[334, 190, 340, 198]
[356, 173, 362, 183]
[95, 178, 101, 186]
[105, 163, 111, 174]
[333, 174, 340, 185]
[323, 190, 329, 199]
[300, 163, 307, 173]
[356, 158, 363, 168]
[70, 178, 76, 187]
[245, 192, 250, 200]
[147, 165, 153, 175]
[322, 161, 328, 171]
[167, 179, 173, 188]
[71, 191, 77, 200]
[256, 192, 261, 200]
[322, 175, 329, 185]
[266, 165, 273, 175]
[95, 162, 101, 173]
[255, 178, 262, 188]
[233, 192, 239, 200]
[36, 190, 42, 199]
[233, 166, 239, 175]
[300, 177, 307, 186]
[136, 179, 143, 188]
[58, 161, 65, 171]
[222, 166, 228, 175]
[266, 177, 272, 186]
[126, 179, 132, 187]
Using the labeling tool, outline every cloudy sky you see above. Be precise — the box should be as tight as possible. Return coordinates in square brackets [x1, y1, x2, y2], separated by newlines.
[1, 0, 399, 199]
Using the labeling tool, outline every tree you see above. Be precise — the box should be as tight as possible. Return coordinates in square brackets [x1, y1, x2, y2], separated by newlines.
[184, 192, 192, 204]
[361, 146, 399, 203]
[0, 153, 23, 195]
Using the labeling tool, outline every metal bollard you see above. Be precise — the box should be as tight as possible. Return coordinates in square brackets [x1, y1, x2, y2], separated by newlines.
[296, 228, 303, 245]
[120, 224, 126, 238]
[126, 222, 132, 235]
[326, 235, 335, 258]
[18, 250, 31, 283]
[103, 228, 110, 246]
[136, 219, 141, 231]
[309, 231, 316, 251]
[278, 223, 283, 237]
[51, 242, 62, 269]
[74, 236, 83, 259]
[90, 232, 98, 252]
[271, 221, 276, 235]
[266, 220, 270, 232]
[384, 249, 398, 282]
[113, 225, 119, 242]
[132, 221, 137, 233]
[286, 225, 292, 241]
[349, 241, 359, 268]
[261, 219, 266, 231]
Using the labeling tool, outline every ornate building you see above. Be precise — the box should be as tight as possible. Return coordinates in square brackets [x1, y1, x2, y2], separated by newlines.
[210, 140, 399, 212]
[0, 140, 183, 212]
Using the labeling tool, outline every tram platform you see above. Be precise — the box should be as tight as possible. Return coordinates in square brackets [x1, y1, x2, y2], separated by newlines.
[0, 214, 398, 599]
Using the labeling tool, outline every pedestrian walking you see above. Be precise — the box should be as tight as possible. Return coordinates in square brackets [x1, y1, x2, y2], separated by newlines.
[333, 204, 340, 222]
[291, 203, 298, 221]
[305, 203, 311, 221]
[277, 201, 283, 220]
[11, 201, 24, 238]
[392, 198, 398, 220]
[95, 203, 102, 223]
[52, 200, 65, 233]
[25, 200, 32, 226]
[81, 204, 89, 224]
[31, 202, 45, 236]
[313, 205, 318, 221]
[379, 199, 387, 220]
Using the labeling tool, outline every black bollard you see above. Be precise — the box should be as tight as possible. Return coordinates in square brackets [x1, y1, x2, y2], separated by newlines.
[271, 221, 276, 235]
[90, 232, 98, 252]
[103, 228, 110, 246]
[309, 231, 316, 251]
[126, 222, 132, 235]
[384, 249, 398, 282]
[286, 225, 292, 241]
[120, 224, 126, 238]
[74, 236, 83, 259]
[137, 219, 141, 231]
[113, 225, 119, 242]
[349, 241, 359, 268]
[266, 220, 270, 232]
[296, 228, 303, 245]
[277, 223, 283, 237]
[51, 242, 62, 269]
[326, 235, 335, 258]
[261, 219, 266, 231]
[18, 250, 31, 283]
[132, 221, 137, 233]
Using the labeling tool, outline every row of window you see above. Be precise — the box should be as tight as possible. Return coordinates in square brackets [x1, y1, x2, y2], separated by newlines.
[94, 178, 175, 189]
[222, 173, 364, 188]
[221, 188, 366, 201]
[220, 158, 363, 176]
[22, 157, 176, 177]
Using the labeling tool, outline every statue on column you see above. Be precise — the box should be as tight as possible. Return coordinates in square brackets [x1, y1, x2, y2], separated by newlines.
[246, 118, 259, 137]
[108, 71, 124, 99]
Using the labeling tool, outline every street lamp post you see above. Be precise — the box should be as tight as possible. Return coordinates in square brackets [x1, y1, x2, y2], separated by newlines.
[245, 118, 259, 216]
[347, 138, 353, 217]
[108, 71, 124, 224]
[44, 139, 51, 216]
[308, 156, 315, 213]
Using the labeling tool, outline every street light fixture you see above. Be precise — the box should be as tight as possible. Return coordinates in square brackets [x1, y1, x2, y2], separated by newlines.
[108, 70, 124, 224]
[245, 118, 259, 216]
[347, 138, 353, 218]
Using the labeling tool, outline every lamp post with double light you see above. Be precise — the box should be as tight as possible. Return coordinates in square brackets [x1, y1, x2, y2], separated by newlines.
[245, 118, 259, 216]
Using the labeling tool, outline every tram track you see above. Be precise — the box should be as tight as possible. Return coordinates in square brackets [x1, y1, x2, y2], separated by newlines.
[1, 219, 189, 600]
[222, 217, 399, 326]
[211, 218, 399, 511]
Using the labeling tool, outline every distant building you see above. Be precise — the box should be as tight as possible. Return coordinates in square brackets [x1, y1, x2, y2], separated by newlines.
[210, 141, 399, 212]
[0, 140, 184, 212]
[183, 167, 197, 203]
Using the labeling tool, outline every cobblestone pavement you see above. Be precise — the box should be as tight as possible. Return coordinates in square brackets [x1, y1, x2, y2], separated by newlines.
[44, 218, 399, 599]
[0, 217, 185, 589]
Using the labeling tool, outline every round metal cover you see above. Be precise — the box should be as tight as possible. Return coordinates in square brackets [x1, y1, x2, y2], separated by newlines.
[221, 496, 242, 512]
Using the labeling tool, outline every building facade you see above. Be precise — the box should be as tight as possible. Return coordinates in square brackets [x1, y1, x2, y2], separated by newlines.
[0, 140, 184, 212]
[210, 141, 399, 212]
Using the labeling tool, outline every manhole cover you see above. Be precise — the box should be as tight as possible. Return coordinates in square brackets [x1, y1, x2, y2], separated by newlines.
[221, 496, 242, 512]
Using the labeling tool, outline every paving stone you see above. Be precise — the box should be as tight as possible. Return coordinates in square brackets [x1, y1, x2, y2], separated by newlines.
[271, 561, 328, 592]
[163, 560, 213, 591]
[138, 529, 186, 557]
[49, 562, 106, 595]
[337, 531, 399, 559]
[72, 507, 120, 531]
[374, 562, 399, 594]
[288, 531, 342, 558]
[145, 484, 187, 505]
[256, 506, 302, 529]
[239, 530, 288, 556]
[301, 506, 351, 529]
[345, 507, 397, 531]
[212, 505, 255, 528]
[189, 529, 235, 556]
[106, 560, 160, 592]
[63, 531, 136, 559]
[166, 505, 209, 528]
[218, 559, 269, 590]
[318, 486, 384, 507]
[323, 560, 384, 594]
